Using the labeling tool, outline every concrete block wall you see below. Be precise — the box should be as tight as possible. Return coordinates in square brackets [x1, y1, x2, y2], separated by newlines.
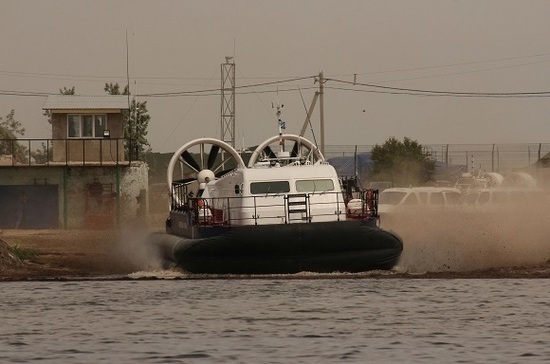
[0, 162, 148, 229]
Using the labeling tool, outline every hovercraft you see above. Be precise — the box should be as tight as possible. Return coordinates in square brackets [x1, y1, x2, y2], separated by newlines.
[149, 134, 402, 274]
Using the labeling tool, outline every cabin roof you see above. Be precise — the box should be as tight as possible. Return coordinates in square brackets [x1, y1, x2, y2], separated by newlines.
[238, 163, 338, 181]
[43, 95, 129, 110]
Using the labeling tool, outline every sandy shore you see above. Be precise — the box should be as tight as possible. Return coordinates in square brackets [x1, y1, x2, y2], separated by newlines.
[1, 228, 549, 281]
[0, 229, 147, 281]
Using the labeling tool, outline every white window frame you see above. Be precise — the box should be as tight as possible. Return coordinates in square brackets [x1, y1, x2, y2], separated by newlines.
[67, 114, 108, 138]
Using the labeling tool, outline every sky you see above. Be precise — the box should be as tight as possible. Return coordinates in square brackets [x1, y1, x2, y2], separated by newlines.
[1, 0, 550, 153]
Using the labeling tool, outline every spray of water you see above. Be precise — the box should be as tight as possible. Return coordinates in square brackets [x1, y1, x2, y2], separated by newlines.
[108, 224, 166, 274]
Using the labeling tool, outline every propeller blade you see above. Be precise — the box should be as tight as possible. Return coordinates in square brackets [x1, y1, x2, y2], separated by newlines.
[215, 168, 234, 178]
[181, 150, 200, 172]
[172, 177, 196, 185]
[290, 141, 299, 158]
[264, 146, 276, 159]
[208, 145, 220, 170]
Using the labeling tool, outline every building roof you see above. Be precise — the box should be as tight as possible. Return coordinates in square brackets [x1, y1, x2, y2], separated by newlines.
[43, 95, 129, 110]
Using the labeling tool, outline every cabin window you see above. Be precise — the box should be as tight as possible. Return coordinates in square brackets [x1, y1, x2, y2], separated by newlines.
[250, 181, 290, 194]
[403, 193, 418, 205]
[430, 192, 444, 205]
[418, 192, 428, 204]
[94, 115, 106, 137]
[67, 114, 108, 138]
[379, 191, 407, 205]
[465, 192, 479, 205]
[295, 179, 334, 192]
[444, 192, 462, 205]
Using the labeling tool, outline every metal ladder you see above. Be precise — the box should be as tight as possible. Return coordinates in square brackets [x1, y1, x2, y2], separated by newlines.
[285, 194, 310, 223]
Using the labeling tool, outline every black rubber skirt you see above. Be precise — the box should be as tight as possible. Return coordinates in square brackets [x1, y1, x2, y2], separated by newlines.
[148, 220, 403, 274]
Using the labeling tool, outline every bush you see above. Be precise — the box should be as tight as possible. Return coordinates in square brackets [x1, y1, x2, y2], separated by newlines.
[8, 245, 38, 261]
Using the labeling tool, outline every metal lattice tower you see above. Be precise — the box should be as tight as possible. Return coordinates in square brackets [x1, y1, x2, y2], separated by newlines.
[220, 56, 236, 147]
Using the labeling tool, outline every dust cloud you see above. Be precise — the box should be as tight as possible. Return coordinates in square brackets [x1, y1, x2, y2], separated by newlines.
[382, 206, 550, 273]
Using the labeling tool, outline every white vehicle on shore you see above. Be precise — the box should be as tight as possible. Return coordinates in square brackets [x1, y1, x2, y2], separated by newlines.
[461, 187, 546, 213]
[378, 187, 462, 214]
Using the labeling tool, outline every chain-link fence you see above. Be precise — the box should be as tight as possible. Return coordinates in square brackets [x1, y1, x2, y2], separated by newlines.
[324, 143, 550, 175]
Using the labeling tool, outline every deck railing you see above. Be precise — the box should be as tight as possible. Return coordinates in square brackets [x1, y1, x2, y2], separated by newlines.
[0, 138, 139, 166]
[170, 182, 377, 226]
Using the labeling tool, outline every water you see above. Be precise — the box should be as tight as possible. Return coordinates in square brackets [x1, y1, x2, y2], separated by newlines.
[1, 278, 549, 363]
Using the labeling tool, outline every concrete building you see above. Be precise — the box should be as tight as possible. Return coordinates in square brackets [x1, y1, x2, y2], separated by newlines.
[0, 95, 149, 229]
[44, 95, 128, 164]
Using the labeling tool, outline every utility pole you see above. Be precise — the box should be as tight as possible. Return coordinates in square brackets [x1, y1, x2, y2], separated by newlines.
[221, 56, 236, 147]
[318, 71, 325, 155]
[299, 71, 325, 155]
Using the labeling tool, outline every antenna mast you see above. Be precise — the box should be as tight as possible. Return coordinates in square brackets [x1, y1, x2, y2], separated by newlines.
[220, 56, 236, 147]
[274, 96, 285, 153]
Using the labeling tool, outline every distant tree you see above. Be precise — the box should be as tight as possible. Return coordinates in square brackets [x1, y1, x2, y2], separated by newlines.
[0, 109, 27, 161]
[104, 82, 129, 96]
[59, 86, 76, 95]
[104, 82, 150, 159]
[0, 109, 25, 137]
[31, 142, 52, 164]
[369, 137, 435, 187]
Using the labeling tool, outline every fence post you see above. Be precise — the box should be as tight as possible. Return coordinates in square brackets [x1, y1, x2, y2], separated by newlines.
[116, 166, 121, 226]
[497, 147, 500, 172]
[47, 139, 51, 166]
[492, 144, 495, 172]
[63, 166, 68, 229]
[10, 139, 15, 166]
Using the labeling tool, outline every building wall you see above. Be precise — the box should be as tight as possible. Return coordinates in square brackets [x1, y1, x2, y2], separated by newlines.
[52, 139, 125, 163]
[0, 163, 148, 229]
[51, 112, 125, 162]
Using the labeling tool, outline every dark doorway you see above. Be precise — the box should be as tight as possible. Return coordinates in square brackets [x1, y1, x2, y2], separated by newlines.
[0, 185, 59, 229]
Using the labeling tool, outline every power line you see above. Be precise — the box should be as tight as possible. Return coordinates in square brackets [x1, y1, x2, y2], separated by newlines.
[0, 90, 54, 97]
[326, 78, 550, 97]
[137, 75, 316, 97]
[325, 86, 550, 98]
[3, 74, 550, 99]
[332, 52, 550, 78]
[375, 59, 550, 84]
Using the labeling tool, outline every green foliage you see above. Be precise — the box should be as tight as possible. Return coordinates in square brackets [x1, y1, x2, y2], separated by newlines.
[0, 110, 27, 161]
[31, 142, 52, 164]
[59, 86, 76, 95]
[8, 244, 38, 261]
[369, 137, 435, 187]
[0, 109, 25, 137]
[104, 82, 129, 96]
[104, 82, 150, 159]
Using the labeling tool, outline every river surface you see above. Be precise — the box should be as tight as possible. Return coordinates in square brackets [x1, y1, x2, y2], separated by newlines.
[1, 278, 549, 363]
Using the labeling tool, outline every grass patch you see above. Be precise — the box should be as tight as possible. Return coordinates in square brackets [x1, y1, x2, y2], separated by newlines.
[8, 245, 38, 261]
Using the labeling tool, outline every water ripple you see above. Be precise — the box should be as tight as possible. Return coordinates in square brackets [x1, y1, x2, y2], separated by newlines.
[0, 279, 548, 363]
